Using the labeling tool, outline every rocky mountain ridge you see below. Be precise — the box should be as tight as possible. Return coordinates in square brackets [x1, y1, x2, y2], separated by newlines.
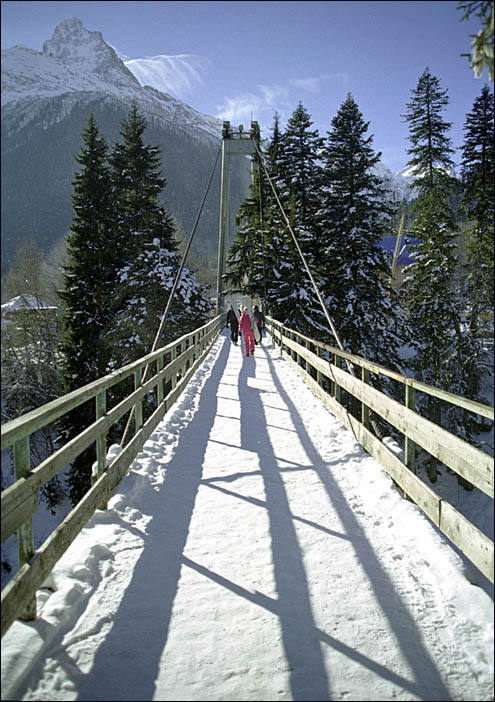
[1, 17, 412, 280]
[1, 18, 253, 279]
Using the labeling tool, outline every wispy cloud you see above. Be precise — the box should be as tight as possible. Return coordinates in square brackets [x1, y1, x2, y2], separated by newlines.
[289, 73, 349, 94]
[216, 84, 290, 127]
[123, 54, 210, 99]
[216, 73, 351, 131]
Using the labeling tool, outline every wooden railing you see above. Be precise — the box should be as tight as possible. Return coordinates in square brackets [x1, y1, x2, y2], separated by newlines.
[266, 317, 494, 584]
[1, 316, 221, 637]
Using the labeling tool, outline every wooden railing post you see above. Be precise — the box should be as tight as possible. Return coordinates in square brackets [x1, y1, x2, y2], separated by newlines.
[316, 346, 322, 386]
[405, 383, 416, 474]
[173, 342, 181, 388]
[134, 367, 143, 434]
[95, 389, 108, 509]
[95, 390, 107, 480]
[157, 354, 165, 405]
[361, 367, 370, 430]
[334, 353, 341, 404]
[14, 435, 36, 621]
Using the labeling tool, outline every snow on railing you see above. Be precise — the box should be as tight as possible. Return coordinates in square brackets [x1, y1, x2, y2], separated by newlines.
[266, 316, 494, 584]
[1, 315, 221, 637]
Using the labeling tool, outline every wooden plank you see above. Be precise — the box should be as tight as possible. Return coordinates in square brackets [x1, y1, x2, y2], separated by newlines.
[1, 316, 221, 450]
[284, 353, 441, 525]
[282, 337, 493, 497]
[1, 323, 220, 637]
[1, 492, 37, 543]
[283, 353, 493, 583]
[1, 371, 164, 537]
[266, 317, 494, 421]
[332, 364, 493, 498]
[1, 322, 221, 543]
[440, 501, 494, 583]
[1, 393, 168, 637]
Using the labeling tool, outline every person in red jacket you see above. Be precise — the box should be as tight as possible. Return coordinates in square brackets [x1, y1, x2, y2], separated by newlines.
[239, 307, 255, 357]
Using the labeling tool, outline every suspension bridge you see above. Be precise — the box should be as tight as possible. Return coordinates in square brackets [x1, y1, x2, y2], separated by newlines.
[1, 123, 493, 701]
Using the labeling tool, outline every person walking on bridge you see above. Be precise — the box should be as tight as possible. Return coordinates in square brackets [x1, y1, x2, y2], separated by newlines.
[226, 305, 239, 344]
[239, 307, 255, 357]
[253, 305, 265, 344]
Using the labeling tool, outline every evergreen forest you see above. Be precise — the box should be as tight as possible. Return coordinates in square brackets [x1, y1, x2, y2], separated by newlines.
[225, 72, 494, 482]
[1, 68, 493, 516]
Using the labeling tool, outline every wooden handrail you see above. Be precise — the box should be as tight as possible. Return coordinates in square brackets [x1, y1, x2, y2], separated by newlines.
[267, 318, 494, 420]
[1, 316, 221, 637]
[266, 316, 494, 584]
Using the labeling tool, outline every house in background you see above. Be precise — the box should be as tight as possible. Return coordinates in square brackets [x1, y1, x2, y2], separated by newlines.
[1, 294, 60, 336]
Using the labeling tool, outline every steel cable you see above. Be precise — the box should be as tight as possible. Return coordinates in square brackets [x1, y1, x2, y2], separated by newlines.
[120, 144, 222, 448]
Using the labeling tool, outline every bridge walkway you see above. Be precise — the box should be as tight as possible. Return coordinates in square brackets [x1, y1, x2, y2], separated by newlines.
[2, 330, 492, 701]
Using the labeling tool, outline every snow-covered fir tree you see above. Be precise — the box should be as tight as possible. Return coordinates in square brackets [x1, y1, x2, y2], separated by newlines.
[263, 105, 328, 338]
[316, 94, 404, 369]
[402, 67, 483, 483]
[59, 114, 116, 505]
[109, 102, 172, 265]
[255, 113, 296, 317]
[109, 239, 212, 361]
[106, 103, 211, 369]
[460, 85, 494, 337]
[277, 102, 323, 232]
[59, 105, 211, 503]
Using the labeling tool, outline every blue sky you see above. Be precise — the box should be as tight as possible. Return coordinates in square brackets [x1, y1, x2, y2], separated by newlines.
[1, 0, 491, 171]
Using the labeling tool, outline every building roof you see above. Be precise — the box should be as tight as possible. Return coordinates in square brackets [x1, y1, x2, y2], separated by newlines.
[1, 294, 58, 313]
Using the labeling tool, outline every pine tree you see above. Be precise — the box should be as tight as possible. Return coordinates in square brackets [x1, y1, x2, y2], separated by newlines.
[265, 104, 327, 338]
[107, 103, 212, 378]
[59, 114, 116, 504]
[402, 68, 478, 483]
[403, 67, 456, 197]
[460, 85, 494, 337]
[107, 102, 184, 367]
[110, 101, 174, 266]
[109, 240, 212, 362]
[278, 102, 323, 231]
[317, 94, 403, 368]
[258, 113, 295, 317]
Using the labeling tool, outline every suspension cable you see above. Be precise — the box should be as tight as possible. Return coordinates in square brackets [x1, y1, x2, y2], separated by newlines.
[120, 144, 222, 448]
[253, 142, 388, 439]
[253, 141, 354, 373]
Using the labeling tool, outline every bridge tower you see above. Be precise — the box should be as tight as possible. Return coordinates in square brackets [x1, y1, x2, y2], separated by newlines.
[216, 121, 259, 315]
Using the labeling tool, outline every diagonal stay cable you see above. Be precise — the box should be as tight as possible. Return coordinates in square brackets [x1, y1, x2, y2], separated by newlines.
[120, 144, 222, 448]
[253, 140, 355, 377]
[254, 141, 385, 439]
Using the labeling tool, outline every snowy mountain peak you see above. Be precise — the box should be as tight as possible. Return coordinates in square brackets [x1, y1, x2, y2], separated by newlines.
[1, 17, 142, 106]
[41, 17, 141, 87]
[1, 17, 221, 141]
[42, 17, 115, 66]
[372, 161, 415, 201]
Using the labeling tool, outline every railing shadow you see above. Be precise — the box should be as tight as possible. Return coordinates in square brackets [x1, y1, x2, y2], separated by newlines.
[72, 333, 231, 701]
[238, 355, 331, 701]
[262, 344, 452, 701]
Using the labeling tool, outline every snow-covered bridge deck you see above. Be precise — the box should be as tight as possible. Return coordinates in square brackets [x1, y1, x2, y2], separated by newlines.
[2, 331, 493, 701]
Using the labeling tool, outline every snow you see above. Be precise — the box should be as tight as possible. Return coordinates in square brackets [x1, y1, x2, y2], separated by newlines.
[1, 18, 222, 143]
[1, 295, 57, 312]
[1, 330, 493, 701]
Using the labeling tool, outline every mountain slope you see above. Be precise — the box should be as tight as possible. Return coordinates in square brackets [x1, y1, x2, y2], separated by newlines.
[1, 18, 250, 277]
